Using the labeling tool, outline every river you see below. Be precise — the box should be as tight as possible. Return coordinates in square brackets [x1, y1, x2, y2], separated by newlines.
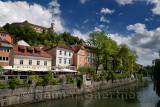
[17, 77, 160, 107]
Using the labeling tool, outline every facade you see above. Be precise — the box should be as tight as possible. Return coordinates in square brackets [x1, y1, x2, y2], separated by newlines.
[73, 44, 88, 68]
[43, 44, 74, 70]
[10, 20, 55, 34]
[0, 31, 13, 66]
[11, 40, 52, 70]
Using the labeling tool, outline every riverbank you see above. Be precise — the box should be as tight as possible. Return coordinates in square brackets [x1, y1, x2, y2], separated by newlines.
[0, 78, 137, 107]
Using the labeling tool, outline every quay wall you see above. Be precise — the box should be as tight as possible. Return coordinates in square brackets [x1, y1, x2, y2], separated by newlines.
[0, 78, 137, 107]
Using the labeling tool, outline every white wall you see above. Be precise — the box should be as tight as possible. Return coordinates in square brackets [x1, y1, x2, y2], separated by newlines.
[13, 55, 52, 70]
[56, 47, 74, 67]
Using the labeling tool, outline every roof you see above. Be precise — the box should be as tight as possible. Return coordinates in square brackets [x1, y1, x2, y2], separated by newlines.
[44, 44, 73, 51]
[71, 44, 93, 54]
[17, 40, 30, 46]
[13, 44, 52, 58]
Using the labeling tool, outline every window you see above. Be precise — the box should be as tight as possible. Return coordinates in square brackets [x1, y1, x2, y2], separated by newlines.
[59, 50, 62, 55]
[44, 61, 47, 66]
[6, 57, 8, 61]
[20, 60, 23, 65]
[64, 51, 66, 56]
[64, 58, 66, 64]
[80, 57, 82, 61]
[84, 57, 86, 61]
[29, 60, 32, 65]
[69, 52, 71, 56]
[0, 34, 7, 37]
[7, 49, 9, 52]
[0, 57, 2, 60]
[59, 58, 61, 64]
[80, 63, 82, 67]
[20, 49, 25, 53]
[88, 59, 89, 62]
[3, 57, 5, 61]
[37, 51, 40, 54]
[69, 59, 71, 64]
[37, 61, 40, 65]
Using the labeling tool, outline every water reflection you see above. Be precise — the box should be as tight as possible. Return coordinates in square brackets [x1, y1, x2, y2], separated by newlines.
[18, 77, 159, 107]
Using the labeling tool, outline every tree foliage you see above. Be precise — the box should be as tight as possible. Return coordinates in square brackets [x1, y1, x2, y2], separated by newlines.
[2, 23, 84, 46]
[87, 31, 138, 74]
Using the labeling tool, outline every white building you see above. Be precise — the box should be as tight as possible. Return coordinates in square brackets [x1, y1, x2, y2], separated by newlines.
[11, 40, 52, 71]
[43, 44, 75, 70]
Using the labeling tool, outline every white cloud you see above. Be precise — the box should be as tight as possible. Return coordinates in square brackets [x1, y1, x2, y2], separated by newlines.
[116, 0, 134, 5]
[83, 19, 89, 23]
[116, 0, 160, 15]
[49, 0, 61, 15]
[108, 32, 159, 65]
[72, 29, 89, 40]
[126, 23, 146, 34]
[100, 8, 115, 14]
[94, 27, 102, 32]
[148, 0, 160, 15]
[0, 0, 66, 33]
[80, 0, 89, 4]
[99, 24, 105, 28]
[100, 16, 110, 23]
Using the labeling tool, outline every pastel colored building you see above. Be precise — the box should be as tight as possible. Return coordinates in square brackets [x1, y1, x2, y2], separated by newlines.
[11, 40, 52, 71]
[0, 31, 13, 66]
[73, 44, 88, 69]
[43, 44, 75, 70]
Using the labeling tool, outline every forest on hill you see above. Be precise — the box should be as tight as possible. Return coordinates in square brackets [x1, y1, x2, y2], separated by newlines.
[0, 23, 85, 46]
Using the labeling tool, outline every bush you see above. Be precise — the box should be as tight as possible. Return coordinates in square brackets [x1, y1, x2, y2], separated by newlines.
[77, 77, 83, 88]
[43, 71, 52, 85]
[0, 82, 8, 88]
[8, 77, 21, 90]
[94, 74, 100, 81]
[66, 76, 76, 84]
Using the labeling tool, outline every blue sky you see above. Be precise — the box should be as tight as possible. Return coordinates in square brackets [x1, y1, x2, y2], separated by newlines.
[0, 0, 160, 65]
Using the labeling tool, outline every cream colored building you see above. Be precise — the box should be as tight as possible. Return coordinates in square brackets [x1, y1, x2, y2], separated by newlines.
[43, 44, 75, 70]
[11, 40, 52, 71]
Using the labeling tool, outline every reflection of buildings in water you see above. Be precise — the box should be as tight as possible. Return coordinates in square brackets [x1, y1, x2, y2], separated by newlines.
[157, 100, 160, 107]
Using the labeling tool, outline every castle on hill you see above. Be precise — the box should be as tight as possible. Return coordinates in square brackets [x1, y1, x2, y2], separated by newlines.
[10, 20, 55, 34]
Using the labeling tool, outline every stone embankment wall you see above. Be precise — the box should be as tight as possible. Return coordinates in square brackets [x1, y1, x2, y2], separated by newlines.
[0, 78, 137, 107]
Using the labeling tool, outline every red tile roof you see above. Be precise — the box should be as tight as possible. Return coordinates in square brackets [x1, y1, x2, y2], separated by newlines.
[13, 44, 52, 58]
[43, 44, 73, 51]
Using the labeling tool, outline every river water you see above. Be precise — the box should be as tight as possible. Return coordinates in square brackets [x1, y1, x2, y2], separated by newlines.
[18, 77, 160, 107]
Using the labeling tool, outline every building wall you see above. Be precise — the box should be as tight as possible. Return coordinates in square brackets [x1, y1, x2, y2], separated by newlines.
[0, 32, 13, 66]
[87, 51, 96, 67]
[45, 48, 56, 67]
[77, 49, 87, 68]
[73, 54, 77, 67]
[0, 50, 10, 66]
[13, 55, 52, 70]
[56, 47, 74, 67]
[0, 32, 13, 43]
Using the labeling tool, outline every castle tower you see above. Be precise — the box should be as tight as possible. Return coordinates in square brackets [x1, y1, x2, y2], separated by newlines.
[51, 20, 55, 32]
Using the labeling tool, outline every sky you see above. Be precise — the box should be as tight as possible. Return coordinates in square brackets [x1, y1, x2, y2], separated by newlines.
[0, 0, 160, 65]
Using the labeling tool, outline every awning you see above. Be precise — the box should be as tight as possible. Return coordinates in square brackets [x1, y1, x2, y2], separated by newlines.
[52, 69, 77, 73]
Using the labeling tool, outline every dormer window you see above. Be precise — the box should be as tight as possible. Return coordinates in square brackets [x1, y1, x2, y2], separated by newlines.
[27, 47, 33, 54]
[18, 46, 25, 53]
[34, 48, 41, 55]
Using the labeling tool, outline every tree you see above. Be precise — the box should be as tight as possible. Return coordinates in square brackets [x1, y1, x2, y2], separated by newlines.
[87, 31, 105, 73]
[152, 59, 160, 96]
[0, 65, 3, 75]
